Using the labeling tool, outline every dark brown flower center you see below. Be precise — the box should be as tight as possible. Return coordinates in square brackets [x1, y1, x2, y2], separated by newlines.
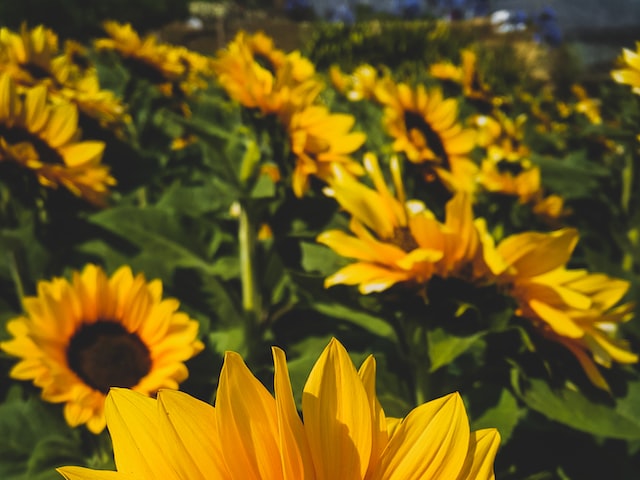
[124, 57, 172, 85]
[253, 53, 277, 76]
[403, 110, 450, 168]
[0, 125, 65, 165]
[496, 159, 525, 176]
[391, 226, 419, 252]
[66, 320, 151, 394]
[21, 61, 52, 81]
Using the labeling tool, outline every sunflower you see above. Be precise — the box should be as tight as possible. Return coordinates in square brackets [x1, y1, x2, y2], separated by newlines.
[1, 264, 204, 433]
[58, 338, 499, 479]
[286, 104, 366, 197]
[611, 41, 640, 94]
[473, 112, 541, 204]
[95, 21, 213, 101]
[429, 49, 494, 104]
[0, 24, 62, 86]
[376, 81, 478, 193]
[496, 228, 637, 390]
[330, 63, 380, 102]
[570, 84, 602, 125]
[0, 25, 129, 129]
[213, 30, 321, 115]
[317, 154, 500, 294]
[0, 74, 115, 205]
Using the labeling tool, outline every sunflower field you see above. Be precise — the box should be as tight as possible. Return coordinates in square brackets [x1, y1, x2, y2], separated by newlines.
[1, 11, 640, 480]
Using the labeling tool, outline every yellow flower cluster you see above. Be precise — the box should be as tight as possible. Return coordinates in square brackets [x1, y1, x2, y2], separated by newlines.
[318, 154, 636, 390]
[0, 24, 128, 128]
[95, 21, 214, 104]
[0, 24, 125, 204]
[213, 31, 366, 197]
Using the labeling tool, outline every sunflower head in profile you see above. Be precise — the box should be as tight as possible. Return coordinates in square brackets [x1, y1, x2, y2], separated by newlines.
[0, 74, 115, 206]
[495, 228, 638, 390]
[376, 80, 478, 193]
[317, 154, 501, 294]
[1, 264, 204, 433]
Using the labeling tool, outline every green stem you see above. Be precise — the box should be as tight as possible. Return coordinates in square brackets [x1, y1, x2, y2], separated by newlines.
[414, 351, 431, 406]
[238, 202, 263, 359]
[239, 203, 259, 314]
[8, 250, 26, 312]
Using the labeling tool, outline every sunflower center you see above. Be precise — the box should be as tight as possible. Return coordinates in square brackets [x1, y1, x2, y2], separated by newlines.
[391, 226, 419, 252]
[403, 110, 449, 167]
[0, 125, 65, 165]
[496, 159, 525, 176]
[253, 53, 277, 76]
[66, 320, 151, 394]
[70, 52, 91, 71]
[21, 61, 52, 81]
[125, 57, 172, 85]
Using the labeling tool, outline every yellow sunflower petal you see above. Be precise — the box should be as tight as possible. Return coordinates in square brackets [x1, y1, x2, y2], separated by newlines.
[456, 428, 501, 480]
[372, 392, 470, 480]
[57, 466, 130, 480]
[303, 338, 372, 479]
[216, 351, 283, 479]
[272, 347, 316, 480]
[106, 388, 177, 477]
[157, 389, 228, 479]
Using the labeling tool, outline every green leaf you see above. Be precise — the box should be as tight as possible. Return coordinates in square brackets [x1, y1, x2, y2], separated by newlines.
[156, 181, 235, 215]
[533, 152, 608, 199]
[300, 241, 347, 276]
[312, 301, 396, 340]
[428, 328, 485, 372]
[513, 374, 640, 440]
[0, 396, 84, 480]
[88, 206, 216, 279]
[470, 388, 524, 444]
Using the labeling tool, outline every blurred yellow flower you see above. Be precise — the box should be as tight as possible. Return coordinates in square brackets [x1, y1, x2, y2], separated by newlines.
[95, 21, 213, 101]
[0, 74, 115, 205]
[213, 30, 321, 115]
[496, 228, 637, 390]
[57, 338, 499, 479]
[571, 84, 602, 125]
[376, 81, 478, 193]
[330, 63, 379, 101]
[286, 104, 366, 197]
[430, 49, 494, 104]
[611, 41, 640, 94]
[1, 264, 204, 433]
[0, 24, 128, 129]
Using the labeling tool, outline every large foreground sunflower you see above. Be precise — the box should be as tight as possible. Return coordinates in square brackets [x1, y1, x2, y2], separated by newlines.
[376, 81, 477, 193]
[0, 74, 115, 205]
[58, 338, 499, 479]
[1, 264, 204, 433]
